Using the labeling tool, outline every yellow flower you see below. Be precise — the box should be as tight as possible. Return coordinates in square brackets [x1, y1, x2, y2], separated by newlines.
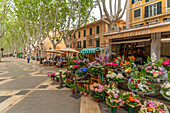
[154, 74, 158, 77]
[127, 100, 129, 103]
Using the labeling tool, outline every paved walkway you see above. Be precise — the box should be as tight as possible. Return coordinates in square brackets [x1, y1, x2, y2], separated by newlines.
[0, 57, 101, 113]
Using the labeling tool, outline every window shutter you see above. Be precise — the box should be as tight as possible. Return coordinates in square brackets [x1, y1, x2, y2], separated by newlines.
[145, 0, 149, 2]
[157, 2, 162, 15]
[132, 0, 134, 4]
[145, 6, 149, 18]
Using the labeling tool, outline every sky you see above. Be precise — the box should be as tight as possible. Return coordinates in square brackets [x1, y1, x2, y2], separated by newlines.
[91, 0, 127, 21]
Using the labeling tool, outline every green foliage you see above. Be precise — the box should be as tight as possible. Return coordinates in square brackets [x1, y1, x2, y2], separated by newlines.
[147, 56, 151, 63]
[168, 71, 170, 83]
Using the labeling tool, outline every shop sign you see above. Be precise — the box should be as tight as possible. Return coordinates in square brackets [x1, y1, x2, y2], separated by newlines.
[113, 29, 151, 38]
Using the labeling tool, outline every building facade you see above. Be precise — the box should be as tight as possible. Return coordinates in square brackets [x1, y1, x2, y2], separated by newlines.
[127, 0, 170, 28]
[104, 0, 170, 64]
[71, 18, 126, 61]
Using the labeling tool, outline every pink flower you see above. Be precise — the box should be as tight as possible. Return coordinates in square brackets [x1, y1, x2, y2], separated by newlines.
[162, 60, 170, 65]
[152, 71, 156, 74]
[158, 67, 163, 71]
[98, 88, 103, 93]
[111, 62, 118, 66]
[72, 60, 78, 63]
[77, 61, 83, 63]
[114, 94, 118, 99]
[120, 101, 124, 106]
[134, 99, 140, 103]
[158, 72, 162, 75]
[94, 88, 98, 92]
[72, 65, 80, 69]
[129, 92, 135, 95]
[90, 87, 94, 91]
[154, 66, 157, 69]
[47, 74, 50, 77]
[110, 99, 114, 103]
[146, 70, 150, 73]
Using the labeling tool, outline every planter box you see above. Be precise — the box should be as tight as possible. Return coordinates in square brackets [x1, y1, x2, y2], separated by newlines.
[118, 77, 130, 91]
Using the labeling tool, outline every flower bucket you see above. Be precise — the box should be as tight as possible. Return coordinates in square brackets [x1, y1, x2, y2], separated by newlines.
[107, 69, 114, 72]
[94, 98, 99, 103]
[128, 106, 134, 113]
[110, 82, 118, 88]
[72, 90, 75, 94]
[56, 79, 59, 82]
[84, 93, 87, 96]
[111, 107, 117, 113]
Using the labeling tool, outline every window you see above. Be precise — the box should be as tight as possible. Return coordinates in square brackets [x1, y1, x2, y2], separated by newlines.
[74, 34, 76, 39]
[163, 18, 170, 21]
[168, 0, 170, 8]
[96, 38, 100, 47]
[134, 23, 144, 27]
[88, 39, 93, 46]
[132, 0, 141, 4]
[96, 26, 100, 34]
[145, 2, 162, 18]
[90, 28, 92, 35]
[134, 9, 141, 18]
[146, 20, 158, 24]
[83, 40, 86, 48]
[77, 41, 81, 48]
[78, 31, 81, 38]
[84, 30, 86, 37]
[73, 42, 76, 48]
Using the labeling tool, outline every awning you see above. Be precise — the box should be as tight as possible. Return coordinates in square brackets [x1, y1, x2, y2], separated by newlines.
[80, 48, 100, 53]
[110, 39, 150, 44]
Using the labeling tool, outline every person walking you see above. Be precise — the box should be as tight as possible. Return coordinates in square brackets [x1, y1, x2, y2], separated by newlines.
[27, 55, 30, 63]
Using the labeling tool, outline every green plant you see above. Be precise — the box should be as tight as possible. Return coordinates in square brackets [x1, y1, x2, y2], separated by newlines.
[168, 71, 170, 83]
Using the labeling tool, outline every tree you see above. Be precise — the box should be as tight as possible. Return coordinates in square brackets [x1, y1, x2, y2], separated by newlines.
[96, 0, 128, 32]
[46, 0, 97, 48]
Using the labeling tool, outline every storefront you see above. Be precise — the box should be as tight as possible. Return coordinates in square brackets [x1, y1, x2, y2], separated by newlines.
[80, 48, 100, 61]
[104, 22, 170, 64]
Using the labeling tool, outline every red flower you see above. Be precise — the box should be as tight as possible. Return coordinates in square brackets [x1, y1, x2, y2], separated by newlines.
[132, 64, 134, 66]
[137, 80, 140, 83]
[138, 73, 140, 75]
[84, 86, 87, 89]
[67, 79, 70, 82]
[146, 81, 150, 83]
[125, 57, 127, 60]
[79, 84, 82, 87]
[135, 84, 138, 87]
[113, 59, 115, 61]
[123, 66, 126, 69]
[115, 58, 118, 59]
[131, 79, 134, 82]
[148, 86, 152, 89]
[119, 62, 123, 66]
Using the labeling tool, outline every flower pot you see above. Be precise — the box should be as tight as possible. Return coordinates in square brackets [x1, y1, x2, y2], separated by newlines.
[94, 75, 98, 79]
[128, 106, 134, 113]
[111, 107, 117, 113]
[94, 98, 99, 103]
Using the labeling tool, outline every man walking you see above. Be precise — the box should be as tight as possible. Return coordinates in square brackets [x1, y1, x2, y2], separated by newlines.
[27, 54, 30, 63]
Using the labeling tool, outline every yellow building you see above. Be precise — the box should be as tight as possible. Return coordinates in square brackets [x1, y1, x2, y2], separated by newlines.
[103, 0, 170, 64]
[127, 0, 170, 28]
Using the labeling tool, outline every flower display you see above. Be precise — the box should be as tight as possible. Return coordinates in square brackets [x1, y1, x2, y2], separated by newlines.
[144, 63, 167, 82]
[106, 93, 124, 107]
[105, 84, 120, 95]
[140, 100, 169, 113]
[55, 71, 66, 80]
[106, 71, 124, 84]
[69, 60, 85, 66]
[160, 82, 170, 100]
[122, 92, 141, 108]
[128, 77, 155, 94]
[90, 83, 105, 101]
[48, 73, 56, 80]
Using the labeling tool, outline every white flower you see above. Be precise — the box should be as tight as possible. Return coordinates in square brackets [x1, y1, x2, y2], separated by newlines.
[151, 50, 157, 63]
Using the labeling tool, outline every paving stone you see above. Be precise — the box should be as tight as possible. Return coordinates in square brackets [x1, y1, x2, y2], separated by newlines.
[50, 82, 59, 85]
[38, 85, 48, 89]
[15, 90, 30, 95]
[0, 96, 11, 103]
[0, 76, 47, 90]
[6, 90, 80, 113]
[0, 71, 33, 77]
[0, 79, 6, 82]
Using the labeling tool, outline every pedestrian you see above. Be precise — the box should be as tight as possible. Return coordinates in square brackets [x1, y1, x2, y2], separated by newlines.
[27, 55, 30, 63]
[30, 56, 33, 63]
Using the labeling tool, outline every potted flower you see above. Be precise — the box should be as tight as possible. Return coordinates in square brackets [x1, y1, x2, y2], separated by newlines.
[106, 71, 124, 87]
[83, 85, 88, 96]
[55, 72, 60, 82]
[162, 60, 170, 71]
[139, 100, 169, 113]
[70, 84, 80, 94]
[106, 94, 124, 113]
[128, 77, 155, 95]
[47, 73, 56, 80]
[104, 62, 119, 71]
[122, 92, 141, 113]
[65, 78, 74, 87]
[105, 84, 120, 95]
[88, 66, 104, 79]
[90, 83, 105, 102]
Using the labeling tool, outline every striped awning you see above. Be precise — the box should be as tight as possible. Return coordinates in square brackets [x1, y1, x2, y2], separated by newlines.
[80, 48, 100, 53]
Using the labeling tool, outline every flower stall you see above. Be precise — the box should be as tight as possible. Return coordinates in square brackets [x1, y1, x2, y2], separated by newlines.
[46, 51, 170, 113]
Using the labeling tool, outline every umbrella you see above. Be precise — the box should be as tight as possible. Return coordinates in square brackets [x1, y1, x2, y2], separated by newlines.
[57, 48, 80, 53]
[45, 49, 64, 54]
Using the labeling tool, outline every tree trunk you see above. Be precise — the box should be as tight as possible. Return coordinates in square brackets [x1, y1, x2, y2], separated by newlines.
[0, 51, 1, 62]
[35, 48, 38, 61]
[108, 22, 117, 32]
[40, 43, 44, 58]
[53, 44, 56, 50]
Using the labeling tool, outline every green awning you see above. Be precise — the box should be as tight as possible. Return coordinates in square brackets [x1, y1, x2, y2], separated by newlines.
[80, 48, 100, 53]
